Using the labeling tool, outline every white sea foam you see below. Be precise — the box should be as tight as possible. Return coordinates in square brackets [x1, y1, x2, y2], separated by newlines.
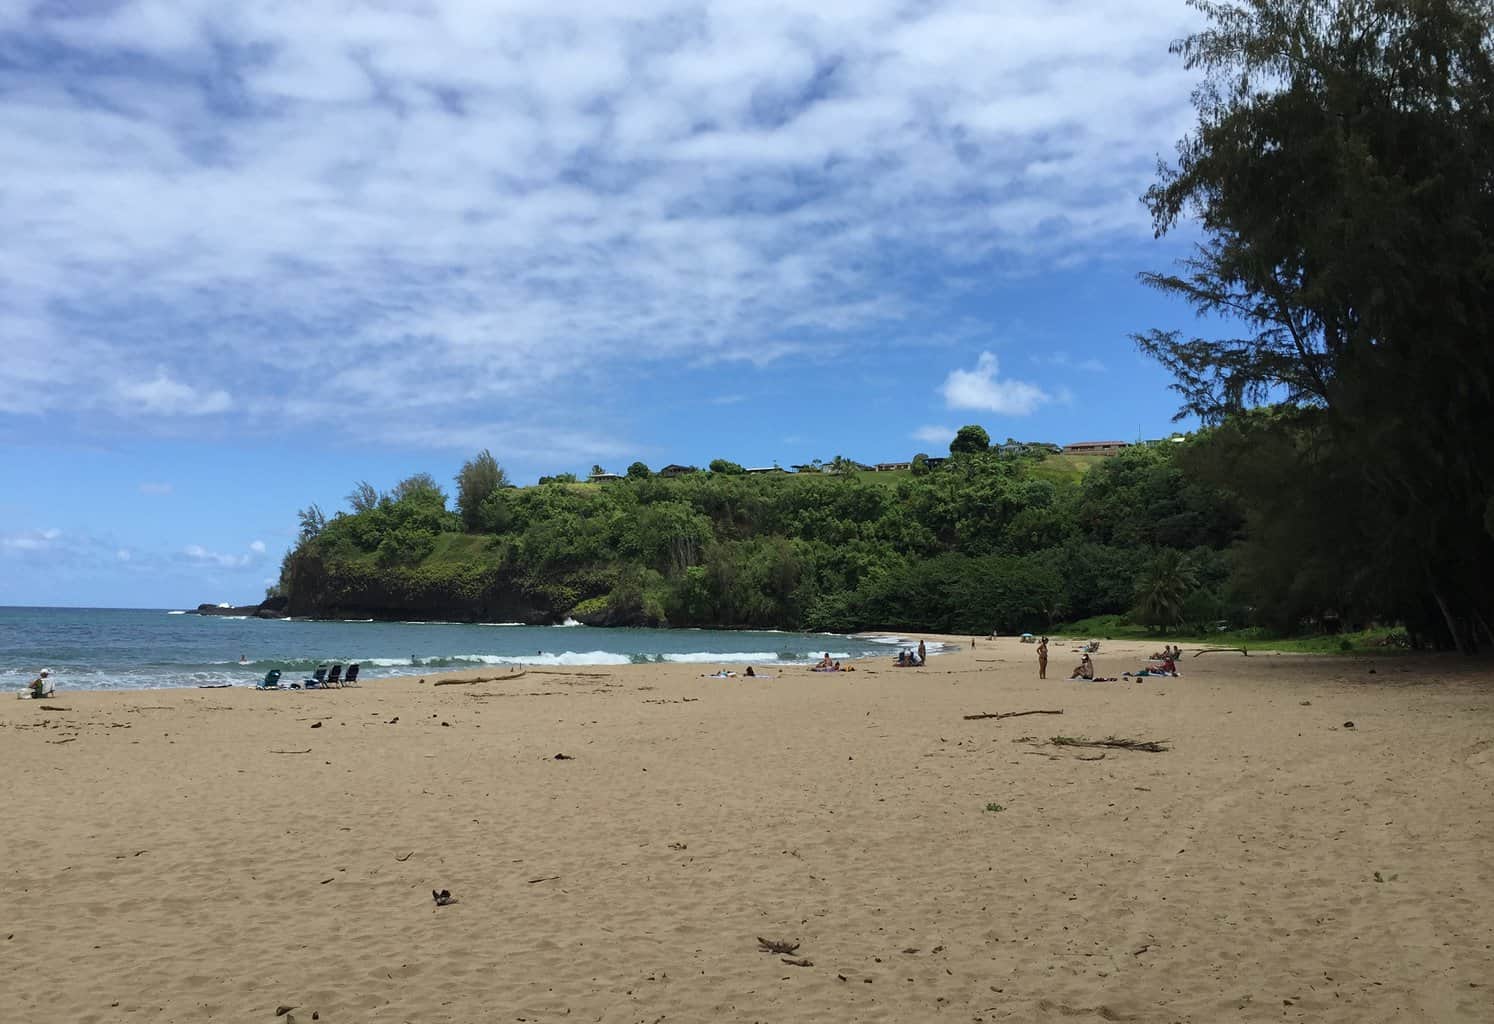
[556, 617, 582, 627]
[661, 651, 780, 664]
[478, 622, 525, 626]
[166, 610, 187, 615]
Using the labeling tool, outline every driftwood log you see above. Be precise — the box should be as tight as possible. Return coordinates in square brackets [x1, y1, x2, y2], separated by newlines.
[963, 709, 1063, 721]
[1193, 647, 1248, 657]
[1051, 736, 1170, 753]
[434, 670, 528, 686]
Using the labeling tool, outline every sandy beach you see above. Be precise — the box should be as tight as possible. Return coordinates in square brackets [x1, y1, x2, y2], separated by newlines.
[3, 637, 1491, 1023]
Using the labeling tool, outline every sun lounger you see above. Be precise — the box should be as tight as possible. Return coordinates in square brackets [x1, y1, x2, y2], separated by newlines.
[256, 669, 283, 690]
[303, 666, 328, 688]
[341, 663, 360, 686]
[323, 664, 343, 688]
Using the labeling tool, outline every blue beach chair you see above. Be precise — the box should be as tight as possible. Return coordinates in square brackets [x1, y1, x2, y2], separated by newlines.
[256, 669, 283, 690]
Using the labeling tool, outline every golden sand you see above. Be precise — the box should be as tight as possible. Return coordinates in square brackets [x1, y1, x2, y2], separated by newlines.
[3, 637, 1492, 1023]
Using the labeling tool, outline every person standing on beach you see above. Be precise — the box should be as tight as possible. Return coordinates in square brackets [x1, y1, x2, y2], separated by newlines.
[1037, 638, 1048, 679]
[917, 639, 927, 665]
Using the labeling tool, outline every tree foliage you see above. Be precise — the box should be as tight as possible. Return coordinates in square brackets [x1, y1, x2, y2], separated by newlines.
[281, 445, 1253, 634]
[455, 450, 509, 532]
[1137, 0, 1494, 650]
[949, 425, 991, 455]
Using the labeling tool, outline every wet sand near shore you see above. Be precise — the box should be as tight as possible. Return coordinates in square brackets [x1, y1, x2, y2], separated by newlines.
[3, 637, 1492, 1023]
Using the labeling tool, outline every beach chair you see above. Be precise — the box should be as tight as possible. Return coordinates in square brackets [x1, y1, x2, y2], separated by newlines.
[256, 669, 283, 690]
[303, 666, 328, 688]
[323, 664, 344, 688]
[342, 663, 360, 686]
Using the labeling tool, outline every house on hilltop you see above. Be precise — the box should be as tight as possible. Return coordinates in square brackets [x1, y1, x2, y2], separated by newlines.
[875, 461, 912, 472]
[588, 472, 624, 483]
[657, 464, 699, 478]
[1063, 441, 1130, 456]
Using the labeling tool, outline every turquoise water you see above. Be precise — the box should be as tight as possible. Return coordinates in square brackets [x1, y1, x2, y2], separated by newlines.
[0, 607, 937, 692]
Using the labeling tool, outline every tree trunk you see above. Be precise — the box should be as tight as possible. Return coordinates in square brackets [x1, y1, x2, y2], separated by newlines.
[1431, 586, 1475, 656]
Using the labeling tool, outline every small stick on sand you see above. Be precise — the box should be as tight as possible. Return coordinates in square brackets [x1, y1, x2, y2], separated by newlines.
[270, 748, 313, 754]
[1193, 648, 1248, 657]
[963, 709, 1064, 721]
[395, 851, 415, 862]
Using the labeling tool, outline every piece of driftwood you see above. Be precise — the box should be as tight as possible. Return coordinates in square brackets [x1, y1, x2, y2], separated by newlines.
[1193, 647, 1248, 657]
[270, 748, 313, 754]
[435, 670, 528, 686]
[963, 709, 1064, 721]
[395, 851, 415, 862]
[48, 737, 76, 744]
[758, 937, 801, 955]
[39, 705, 68, 711]
[527, 875, 561, 884]
[1051, 736, 1169, 753]
[782, 957, 814, 967]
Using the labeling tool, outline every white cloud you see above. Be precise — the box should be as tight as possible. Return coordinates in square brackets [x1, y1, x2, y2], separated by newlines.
[116, 548, 132, 561]
[1, 528, 62, 552]
[912, 425, 955, 446]
[116, 374, 231, 416]
[0, 1, 1199, 446]
[182, 544, 251, 568]
[941, 352, 1048, 416]
[138, 482, 174, 495]
[249, 540, 267, 554]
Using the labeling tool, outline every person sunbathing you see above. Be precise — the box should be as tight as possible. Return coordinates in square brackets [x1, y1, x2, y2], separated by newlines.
[1071, 654, 1095, 680]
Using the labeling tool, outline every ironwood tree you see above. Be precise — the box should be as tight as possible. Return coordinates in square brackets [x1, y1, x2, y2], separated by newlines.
[1136, 0, 1494, 649]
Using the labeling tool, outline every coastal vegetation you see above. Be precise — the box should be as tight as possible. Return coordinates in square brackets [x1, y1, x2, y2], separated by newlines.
[279, 439, 1241, 637]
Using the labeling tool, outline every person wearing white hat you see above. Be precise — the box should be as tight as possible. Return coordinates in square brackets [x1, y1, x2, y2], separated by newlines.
[26, 669, 53, 700]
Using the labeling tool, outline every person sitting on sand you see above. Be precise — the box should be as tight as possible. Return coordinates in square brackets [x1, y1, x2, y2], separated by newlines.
[817, 652, 833, 670]
[745, 666, 755, 677]
[1071, 653, 1095, 680]
[25, 668, 53, 699]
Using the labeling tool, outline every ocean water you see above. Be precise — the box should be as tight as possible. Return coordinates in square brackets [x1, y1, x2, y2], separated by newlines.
[0, 606, 945, 692]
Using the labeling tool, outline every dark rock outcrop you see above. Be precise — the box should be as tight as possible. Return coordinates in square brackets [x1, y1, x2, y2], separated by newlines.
[195, 596, 289, 619]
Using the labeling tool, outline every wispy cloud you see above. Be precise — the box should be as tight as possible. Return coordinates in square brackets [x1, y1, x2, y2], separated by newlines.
[138, 482, 174, 496]
[1, 527, 62, 552]
[0, 2, 1197, 448]
[181, 540, 270, 569]
[941, 352, 1048, 416]
[1034, 351, 1107, 373]
[912, 425, 956, 446]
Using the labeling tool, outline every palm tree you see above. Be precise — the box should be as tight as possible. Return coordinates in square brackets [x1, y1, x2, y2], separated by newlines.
[1136, 551, 1198, 631]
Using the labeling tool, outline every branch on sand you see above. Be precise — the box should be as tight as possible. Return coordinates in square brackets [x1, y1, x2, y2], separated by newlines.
[269, 748, 313, 754]
[1192, 647, 1248, 657]
[757, 937, 800, 955]
[1051, 736, 1170, 753]
[434, 670, 527, 686]
[963, 709, 1063, 721]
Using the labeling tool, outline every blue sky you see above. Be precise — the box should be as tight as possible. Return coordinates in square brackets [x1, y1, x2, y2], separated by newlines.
[1, 0, 1212, 608]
